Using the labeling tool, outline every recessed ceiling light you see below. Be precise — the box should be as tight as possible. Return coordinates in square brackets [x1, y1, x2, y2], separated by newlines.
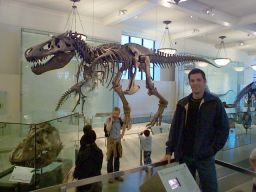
[190, 15, 193, 18]
[205, 8, 215, 16]
[119, 9, 127, 16]
[239, 42, 245, 46]
[193, 28, 200, 33]
[223, 22, 231, 27]
[168, 0, 188, 4]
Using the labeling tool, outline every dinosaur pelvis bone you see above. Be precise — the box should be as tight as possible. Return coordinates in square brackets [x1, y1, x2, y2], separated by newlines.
[9, 123, 63, 168]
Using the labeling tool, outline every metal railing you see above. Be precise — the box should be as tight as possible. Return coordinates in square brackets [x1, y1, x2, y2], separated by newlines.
[32, 160, 174, 192]
[215, 159, 256, 177]
[32, 158, 256, 192]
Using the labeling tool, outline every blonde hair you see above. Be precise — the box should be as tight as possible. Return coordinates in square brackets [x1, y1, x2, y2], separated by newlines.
[113, 107, 120, 113]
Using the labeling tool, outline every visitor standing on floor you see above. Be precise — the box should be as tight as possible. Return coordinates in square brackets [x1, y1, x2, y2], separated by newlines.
[74, 129, 103, 192]
[163, 68, 229, 192]
[139, 129, 152, 165]
[105, 107, 125, 183]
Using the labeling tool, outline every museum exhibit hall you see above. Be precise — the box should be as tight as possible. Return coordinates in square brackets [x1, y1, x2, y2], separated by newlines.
[2, 0, 256, 191]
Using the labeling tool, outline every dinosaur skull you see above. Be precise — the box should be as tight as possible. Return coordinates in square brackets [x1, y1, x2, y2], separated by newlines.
[9, 123, 63, 168]
[25, 32, 75, 75]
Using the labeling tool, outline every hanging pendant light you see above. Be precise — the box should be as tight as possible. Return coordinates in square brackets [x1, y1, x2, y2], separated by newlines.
[184, 63, 194, 74]
[251, 64, 256, 71]
[197, 62, 208, 68]
[65, 0, 86, 38]
[214, 36, 231, 66]
[232, 61, 245, 72]
[234, 66, 245, 72]
[158, 20, 177, 55]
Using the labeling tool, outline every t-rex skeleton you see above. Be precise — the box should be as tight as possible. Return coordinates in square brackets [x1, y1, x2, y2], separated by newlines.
[25, 31, 213, 129]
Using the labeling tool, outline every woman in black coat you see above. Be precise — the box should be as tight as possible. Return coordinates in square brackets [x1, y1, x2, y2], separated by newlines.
[74, 129, 103, 192]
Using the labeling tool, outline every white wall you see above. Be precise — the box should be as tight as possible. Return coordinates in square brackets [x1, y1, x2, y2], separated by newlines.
[0, 22, 21, 122]
[0, 23, 20, 75]
[0, 74, 20, 122]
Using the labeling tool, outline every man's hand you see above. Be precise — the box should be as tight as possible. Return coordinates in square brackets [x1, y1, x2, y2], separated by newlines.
[162, 154, 172, 164]
[106, 117, 113, 132]
[108, 117, 113, 123]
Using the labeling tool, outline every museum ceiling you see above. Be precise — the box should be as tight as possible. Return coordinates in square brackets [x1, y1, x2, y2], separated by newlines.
[13, 0, 256, 55]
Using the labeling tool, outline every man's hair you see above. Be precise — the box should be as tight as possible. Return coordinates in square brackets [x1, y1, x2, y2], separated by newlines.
[188, 68, 206, 81]
[113, 107, 120, 113]
[144, 129, 150, 137]
[83, 124, 92, 134]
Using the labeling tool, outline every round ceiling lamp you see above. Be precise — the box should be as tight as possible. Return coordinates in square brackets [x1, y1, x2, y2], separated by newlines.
[251, 64, 256, 71]
[233, 66, 245, 72]
[158, 20, 177, 55]
[214, 36, 231, 66]
[197, 62, 208, 68]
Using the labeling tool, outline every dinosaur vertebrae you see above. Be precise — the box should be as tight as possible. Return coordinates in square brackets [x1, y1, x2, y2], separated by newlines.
[149, 54, 211, 67]
[68, 32, 92, 62]
[9, 123, 63, 168]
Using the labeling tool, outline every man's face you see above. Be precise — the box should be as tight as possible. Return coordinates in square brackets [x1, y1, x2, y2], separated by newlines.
[112, 110, 120, 119]
[189, 73, 206, 95]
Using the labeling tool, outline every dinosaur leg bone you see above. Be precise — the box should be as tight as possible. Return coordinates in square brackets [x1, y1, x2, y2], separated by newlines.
[141, 56, 168, 128]
[112, 71, 132, 130]
[124, 67, 140, 95]
[76, 60, 84, 83]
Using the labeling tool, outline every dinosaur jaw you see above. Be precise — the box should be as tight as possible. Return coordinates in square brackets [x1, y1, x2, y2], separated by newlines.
[27, 51, 75, 75]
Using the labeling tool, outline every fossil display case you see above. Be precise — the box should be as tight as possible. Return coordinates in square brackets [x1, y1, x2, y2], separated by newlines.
[0, 113, 79, 192]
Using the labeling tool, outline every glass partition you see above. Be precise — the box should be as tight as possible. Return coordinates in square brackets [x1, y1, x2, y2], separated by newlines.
[0, 113, 79, 191]
[2, 113, 256, 192]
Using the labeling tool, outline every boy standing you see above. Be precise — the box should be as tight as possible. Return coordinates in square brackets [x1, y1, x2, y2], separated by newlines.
[105, 107, 125, 183]
[139, 129, 152, 165]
